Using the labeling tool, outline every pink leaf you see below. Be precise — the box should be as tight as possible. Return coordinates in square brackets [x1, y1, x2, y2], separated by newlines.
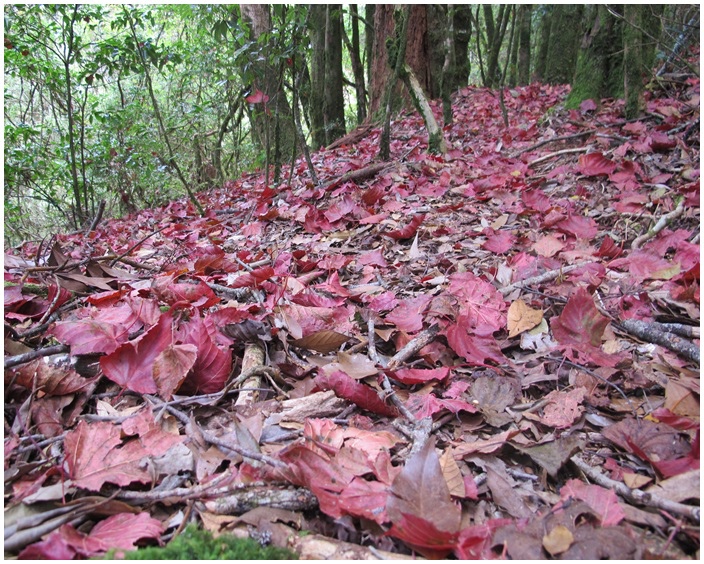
[315, 370, 399, 417]
[100, 313, 175, 394]
[551, 287, 609, 347]
[560, 479, 625, 526]
[577, 152, 617, 176]
[245, 89, 269, 104]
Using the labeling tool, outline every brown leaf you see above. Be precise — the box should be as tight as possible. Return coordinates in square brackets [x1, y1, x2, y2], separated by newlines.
[387, 437, 461, 533]
[439, 449, 465, 498]
[507, 299, 543, 337]
[291, 330, 350, 353]
[471, 376, 520, 427]
[542, 524, 574, 556]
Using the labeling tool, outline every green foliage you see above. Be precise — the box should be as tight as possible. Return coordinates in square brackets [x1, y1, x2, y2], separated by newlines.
[107, 525, 297, 560]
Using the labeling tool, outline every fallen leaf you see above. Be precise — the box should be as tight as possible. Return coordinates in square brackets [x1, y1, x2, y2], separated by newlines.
[507, 299, 544, 337]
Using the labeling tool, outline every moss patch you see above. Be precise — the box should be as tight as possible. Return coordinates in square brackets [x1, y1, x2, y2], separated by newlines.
[107, 525, 297, 560]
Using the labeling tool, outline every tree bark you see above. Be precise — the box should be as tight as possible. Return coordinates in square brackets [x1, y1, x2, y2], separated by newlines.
[348, 5, 367, 124]
[323, 5, 346, 143]
[566, 5, 623, 108]
[452, 6, 472, 89]
[517, 5, 532, 85]
[239, 4, 296, 162]
[368, 5, 432, 118]
[544, 5, 583, 85]
[308, 5, 326, 149]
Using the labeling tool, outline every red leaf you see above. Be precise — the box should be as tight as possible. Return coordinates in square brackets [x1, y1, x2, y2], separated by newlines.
[245, 89, 269, 104]
[86, 512, 164, 554]
[481, 228, 515, 254]
[50, 319, 129, 355]
[454, 519, 512, 559]
[64, 420, 152, 490]
[551, 287, 609, 347]
[560, 479, 625, 526]
[230, 266, 276, 288]
[385, 294, 432, 333]
[577, 152, 617, 176]
[446, 272, 505, 333]
[153, 343, 198, 399]
[444, 317, 506, 366]
[100, 313, 176, 394]
[386, 438, 461, 557]
[391, 366, 450, 385]
[315, 371, 399, 417]
[151, 275, 219, 308]
[579, 99, 598, 113]
[555, 214, 598, 240]
[18, 530, 76, 560]
[386, 213, 426, 240]
[177, 314, 230, 394]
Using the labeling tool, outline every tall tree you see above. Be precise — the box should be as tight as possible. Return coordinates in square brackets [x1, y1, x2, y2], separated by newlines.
[346, 5, 367, 124]
[239, 4, 297, 171]
[368, 5, 432, 118]
[517, 5, 532, 85]
[323, 5, 346, 143]
[308, 5, 326, 149]
[543, 5, 583, 85]
[566, 5, 623, 108]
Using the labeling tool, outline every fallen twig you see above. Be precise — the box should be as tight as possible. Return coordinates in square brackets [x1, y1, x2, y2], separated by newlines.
[616, 319, 700, 364]
[499, 261, 595, 296]
[571, 454, 700, 523]
[510, 130, 595, 158]
[528, 146, 590, 167]
[631, 199, 686, 250]
[4, 344, 69, 369]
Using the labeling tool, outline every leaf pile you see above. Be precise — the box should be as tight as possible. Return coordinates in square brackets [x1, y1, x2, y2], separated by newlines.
[4, 77, 700, 559]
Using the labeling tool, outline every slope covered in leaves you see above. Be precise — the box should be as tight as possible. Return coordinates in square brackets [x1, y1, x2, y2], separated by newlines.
[4, 77, 700, 559]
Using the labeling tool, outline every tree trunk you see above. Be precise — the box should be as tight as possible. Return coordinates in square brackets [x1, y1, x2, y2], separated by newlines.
[483, 4, 511, 88]
[308, 5, 326, 149]
[533, 5, 552, 82]
[368, 5, 432, 118]
[517, 5, 532, 85]
[239, 4, 296, 162]
[544, 5, 583, 85]
[623, 5, 643, 118]
[348, 5, 367, 124]
[323, 5, 346, 144]
[452, 5, 472, 89]
[566, 5, 623, 108]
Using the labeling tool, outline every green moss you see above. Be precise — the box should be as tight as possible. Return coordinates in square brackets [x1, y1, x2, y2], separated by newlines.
[106, 525, 297, 560]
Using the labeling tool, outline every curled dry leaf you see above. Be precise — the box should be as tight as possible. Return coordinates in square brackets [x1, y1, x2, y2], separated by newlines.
[291, 329, 351, 354]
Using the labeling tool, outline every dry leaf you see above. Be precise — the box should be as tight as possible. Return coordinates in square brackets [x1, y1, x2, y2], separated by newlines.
[507, 299, 543, 338]
[439, 449, 465, 498]
[622, 472, 652, 489]
[543, 525, 574, 556]
[291, 330, 350, 353]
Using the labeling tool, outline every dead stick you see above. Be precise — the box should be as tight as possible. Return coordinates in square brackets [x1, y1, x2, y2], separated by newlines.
[5, 344, 69, 369]
[499, 261, 595, 296]
[571, 454, 699, 523]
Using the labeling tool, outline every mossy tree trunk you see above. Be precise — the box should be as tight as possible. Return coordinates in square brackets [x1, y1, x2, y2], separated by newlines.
[623, 5, 643, 118]
[517, 5, 532, 86]
[533, 5, 552, 82]
[323, 5, 346, 144]
[565, 5, 625, 109]
[544, 4, 583, 85]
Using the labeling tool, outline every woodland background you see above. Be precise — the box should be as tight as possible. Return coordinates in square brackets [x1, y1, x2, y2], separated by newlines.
[3, 3, 701, 561]
[4, 4, 699, 243]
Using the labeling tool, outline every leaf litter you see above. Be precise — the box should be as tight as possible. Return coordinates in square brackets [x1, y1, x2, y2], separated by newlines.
[4, 78, 700, 559]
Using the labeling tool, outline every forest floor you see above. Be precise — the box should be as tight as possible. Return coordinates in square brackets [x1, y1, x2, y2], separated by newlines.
[4, 73, 700, 559]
